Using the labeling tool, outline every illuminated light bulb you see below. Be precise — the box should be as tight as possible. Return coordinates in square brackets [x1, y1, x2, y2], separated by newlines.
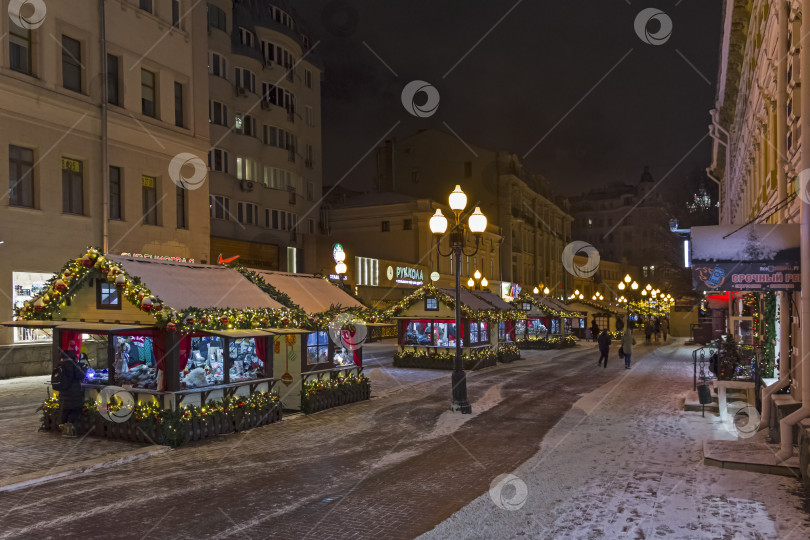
[474, 269, 481, 280]
[429, 209, 448, 234]
[618, 282, 625, 290]
[543, 287, 549, 295]
[467, 277, 474, 287]
[533, 287, 539, 294]
[468, 207, 487, 233]
[448, 185, 467, 212]
[481, 277, 488, 287]
[624, 274, 632, 283]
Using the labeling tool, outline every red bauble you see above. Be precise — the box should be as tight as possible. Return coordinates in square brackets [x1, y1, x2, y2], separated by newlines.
[166, 322, 177, 332]
[81, 256, 93, 267]
[282, 318, 289, 325]
[54, 279, 67, 292]
[220, 316, 229, 325]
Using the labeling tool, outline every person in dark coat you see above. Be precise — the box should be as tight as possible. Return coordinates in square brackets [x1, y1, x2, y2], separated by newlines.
[590, 319, 600, 342]
[58, 350, 86, 437]
[597, 329, 611, 368]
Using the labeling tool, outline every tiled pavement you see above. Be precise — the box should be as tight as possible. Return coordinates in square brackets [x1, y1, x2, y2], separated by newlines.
[0, 341, 622, 539]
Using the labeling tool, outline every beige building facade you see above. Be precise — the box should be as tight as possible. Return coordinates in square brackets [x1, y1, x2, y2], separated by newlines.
[0, 0, 211, 374]
[206, 0, 322, 273]
[375, 129, 573, 294]
[317, 193, 503, 309]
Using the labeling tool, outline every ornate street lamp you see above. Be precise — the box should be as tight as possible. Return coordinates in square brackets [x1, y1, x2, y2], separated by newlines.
[430, 186, 487, 414]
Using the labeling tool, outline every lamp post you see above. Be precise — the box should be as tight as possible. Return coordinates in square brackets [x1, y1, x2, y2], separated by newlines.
[429, 185, 487, 414]
[467, 269, 489, 291]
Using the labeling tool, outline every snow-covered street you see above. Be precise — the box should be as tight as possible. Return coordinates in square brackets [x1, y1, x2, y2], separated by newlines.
[421, 342, 810, 539]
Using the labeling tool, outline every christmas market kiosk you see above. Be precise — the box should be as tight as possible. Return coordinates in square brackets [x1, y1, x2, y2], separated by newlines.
[390, 284, 514, 370]
[471, 289, 521, 362]
[236, 267, 373, 411]
[5, 250, 369, 445]
[510, 291, 577, 349]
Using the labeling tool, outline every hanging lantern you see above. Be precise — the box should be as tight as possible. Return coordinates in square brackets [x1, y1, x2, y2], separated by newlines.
[54, 279, 67, 292]
[141, 297, 153, 312]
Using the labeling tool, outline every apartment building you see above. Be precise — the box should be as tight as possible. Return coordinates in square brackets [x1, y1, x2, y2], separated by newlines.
[205, 0, 323, 271]
[0, 0, 210, 368]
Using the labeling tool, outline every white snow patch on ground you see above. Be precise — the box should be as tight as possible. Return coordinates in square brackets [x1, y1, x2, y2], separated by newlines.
[419, 343, 810, 539]
[426, 382, 506, 440]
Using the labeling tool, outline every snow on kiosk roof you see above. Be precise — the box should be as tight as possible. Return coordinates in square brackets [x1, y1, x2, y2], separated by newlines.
[107, 255, 283, 310]
[690, 224, 799, 262]
[248, 269, 365, 314]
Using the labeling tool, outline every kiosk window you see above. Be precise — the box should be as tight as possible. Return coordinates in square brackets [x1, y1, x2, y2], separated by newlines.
[425, 297, 438, 311]
[96, 281, 121, 309]
[307, 331, 329, 365]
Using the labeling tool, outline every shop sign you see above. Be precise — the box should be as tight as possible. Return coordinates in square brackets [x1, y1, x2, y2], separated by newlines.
[329, 274, 348, 281]
[333, 243, 345, 263]
[692, 262, 801, 292]
[121, 252, 195, 263]
[61, 158, 81, 172]
[387, 265, 423, 286]
[501, 282, 522, 301]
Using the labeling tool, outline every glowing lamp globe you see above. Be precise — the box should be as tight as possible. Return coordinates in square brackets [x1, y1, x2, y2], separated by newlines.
[631, 281, 639, 290]
[543, 287, 550, 295]
[468, 207, 487, 233]
[624, 274, 632, 283]
[481, 277, 488, 287]
[533, 287, 539, 294]
[618, 282, 625, 290]
[449, 185, 467, 212]
[641, 290, 647, 296]
[474, 269, 482, 280]
[646, 284, 652, 291]
[335, 262, 347, 275]
[467, 277, 475, 288]
[429, 209, 448, 235]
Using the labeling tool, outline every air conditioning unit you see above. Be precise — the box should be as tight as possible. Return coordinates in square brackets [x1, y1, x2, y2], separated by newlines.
[261, 100, 271, 110]
[240, 180, 255, 192]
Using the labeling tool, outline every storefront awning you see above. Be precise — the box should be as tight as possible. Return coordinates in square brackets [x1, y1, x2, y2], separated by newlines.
[56, 322, 156, 333]
[1, 320, 63, 328]
[691, 224, 801, 292]
[204, 329, 276, 339]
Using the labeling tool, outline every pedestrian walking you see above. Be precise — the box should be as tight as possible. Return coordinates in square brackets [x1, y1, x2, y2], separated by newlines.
[597, 329, 611, 368]
[620, 329, 636, 369]
[661, 318, 669, 341]
[616, 317, 625, 332]
[590, 319, 600, 343]
[644, 320, 653, 343]
[51, 348, 86, 437]
[654, 317, 661, 343]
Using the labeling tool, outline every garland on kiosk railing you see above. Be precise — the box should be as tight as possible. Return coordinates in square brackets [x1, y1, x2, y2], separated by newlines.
[510, 291, 565, 317]
[385, 283, 525, 322]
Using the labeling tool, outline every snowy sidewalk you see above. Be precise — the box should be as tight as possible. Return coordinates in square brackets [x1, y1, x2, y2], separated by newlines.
[420, 341, 810, 539]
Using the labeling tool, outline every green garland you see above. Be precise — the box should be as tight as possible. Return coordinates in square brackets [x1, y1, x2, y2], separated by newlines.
[517, 335, 577, 350]
[762, 292, 776, 378]
[393, 347, 498, 370]
[300, 374, 370, 414]
[497, 343, 521, 363]
[387, 283, 524, 322]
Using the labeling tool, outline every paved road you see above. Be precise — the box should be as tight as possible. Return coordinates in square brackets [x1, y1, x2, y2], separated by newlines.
[0, 341, 631, 539]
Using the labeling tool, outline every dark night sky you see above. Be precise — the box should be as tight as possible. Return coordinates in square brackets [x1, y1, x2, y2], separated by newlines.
[292, 0, 722, 197]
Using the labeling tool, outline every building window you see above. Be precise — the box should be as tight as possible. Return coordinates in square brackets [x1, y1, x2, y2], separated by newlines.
[208, 52, 227, 78]
[210, 195, 230, 220]
[305, 69, 312, 88]
[209, 101, 228, 126]
[238, 27, 255, 48]
[61, 158, 83, 215]
[176, 185, 187, 229]
[306, 331, 329, 365]
[142, 175, 158, 225]
[411, 170, 419, 184]
[236, 156, 256, 181]
[237, 202, 259, 225]
[403, 219, 413, 231]
[172, 0, 181, 27]
[241, 115, 257, 137]
[356, 257, 379, 286]
[234, 67, 255, 93]
[208, 148, 228, 172]
[207, 4, 226, 31]
[61, 35, 82, 92]
[305, 106, 314, 126]
[308, 218, 314, 234]
[425, 298, 438, 311]
[107, 54, 120, 105]
[96, 281, 121, 310]
[464, 161, 472, 178]
[307, 181, 314, 201]
[9, 24, 32, 74]
[174, 82, 184, 127]
[381, 220, 390, 232]
[305, 144, 313, 168]
[139, 0, 153, 14]
[9, 145, 34, 208]
[287, 247, 297, 273]
[109, 166, 122, 220]
[141, 69, 156, 117]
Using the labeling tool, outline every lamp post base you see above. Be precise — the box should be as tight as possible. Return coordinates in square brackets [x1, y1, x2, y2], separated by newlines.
[450, 370, 472, 414]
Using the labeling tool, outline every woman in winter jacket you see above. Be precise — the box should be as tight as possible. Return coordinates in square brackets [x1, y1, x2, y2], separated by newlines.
[621, 330, 636, 369]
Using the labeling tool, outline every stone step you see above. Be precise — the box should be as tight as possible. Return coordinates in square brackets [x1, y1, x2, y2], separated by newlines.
[684, 401, 719, 413]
